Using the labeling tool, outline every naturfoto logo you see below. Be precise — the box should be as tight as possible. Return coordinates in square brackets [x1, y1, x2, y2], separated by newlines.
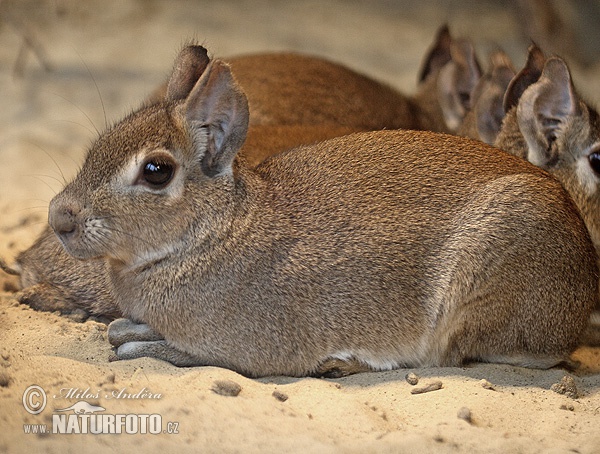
[22, 384, 179, 435]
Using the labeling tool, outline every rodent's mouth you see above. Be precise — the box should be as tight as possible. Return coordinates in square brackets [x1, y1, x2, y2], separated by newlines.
[51, 227, 108, 261]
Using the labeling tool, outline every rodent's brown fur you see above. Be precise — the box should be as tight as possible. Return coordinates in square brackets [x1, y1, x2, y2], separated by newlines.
[48, 58, 597, 377]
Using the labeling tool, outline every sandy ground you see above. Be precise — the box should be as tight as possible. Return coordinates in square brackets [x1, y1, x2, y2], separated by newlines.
[0, 1, 599, 452]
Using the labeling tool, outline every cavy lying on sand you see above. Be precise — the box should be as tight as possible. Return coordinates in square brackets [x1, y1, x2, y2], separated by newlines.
[45, 46, 597, 377]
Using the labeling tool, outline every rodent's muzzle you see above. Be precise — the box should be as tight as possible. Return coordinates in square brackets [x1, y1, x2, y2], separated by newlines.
[48, 197, 90, 259]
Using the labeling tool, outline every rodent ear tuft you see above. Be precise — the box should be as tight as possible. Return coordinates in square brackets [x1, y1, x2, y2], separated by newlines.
[166, 45, 211, 102]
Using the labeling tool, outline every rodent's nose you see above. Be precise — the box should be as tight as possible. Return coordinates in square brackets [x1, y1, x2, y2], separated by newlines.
[48, 201, 82, 239]
[52, 213, 77, 236]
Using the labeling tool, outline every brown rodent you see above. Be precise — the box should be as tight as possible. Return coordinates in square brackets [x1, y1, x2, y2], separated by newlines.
[48, 55, 597, 377]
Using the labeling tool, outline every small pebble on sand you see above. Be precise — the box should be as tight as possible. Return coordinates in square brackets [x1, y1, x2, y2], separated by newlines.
[550, 376, 579, 400]
[480, 379, 495, 391]
[410, 380, 443, 394]
[457, 407, 473, 424]
[211, 380, 242, 397]
[0, 371, 11, 387]
[272, 390, 289, 402]
[405, 372, 419, 386]
[559, 404, 575, 411]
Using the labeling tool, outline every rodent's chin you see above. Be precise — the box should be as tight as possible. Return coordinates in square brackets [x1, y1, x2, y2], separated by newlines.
[57, 242, 105, 261]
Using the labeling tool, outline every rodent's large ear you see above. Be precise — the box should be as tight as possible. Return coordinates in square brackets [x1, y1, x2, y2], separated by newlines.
[516, 57, 580, 168]
[436, 39, 482, 131]
[472, 51, 515, 144]
[503, 44, 545, 113]
[183, 60, 249, 177]
[418, 24, 453, 83]
[166, 45, 211, 102]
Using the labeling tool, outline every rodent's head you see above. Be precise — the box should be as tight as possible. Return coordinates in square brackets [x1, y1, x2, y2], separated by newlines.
[48, 46, 249, 268]
[496, 49, 600, 253]
[417, 25, 482, 133]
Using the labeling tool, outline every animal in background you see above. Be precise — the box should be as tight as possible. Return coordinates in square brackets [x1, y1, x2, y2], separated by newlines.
[146, 25, 482, 137]
[458, 50, 515, 144]
[495, 45, 600, 260]
[456, 44, 600, 344]
[412, 24, 482, 134]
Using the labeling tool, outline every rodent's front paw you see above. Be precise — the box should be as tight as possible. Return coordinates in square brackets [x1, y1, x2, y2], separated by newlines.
[107, 318, 164, 347]
[115, 340, 203, 367]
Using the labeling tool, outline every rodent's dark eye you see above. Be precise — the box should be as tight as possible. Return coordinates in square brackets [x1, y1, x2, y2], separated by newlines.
[141, 158, 175, 188]
[589, 152, 600, 175]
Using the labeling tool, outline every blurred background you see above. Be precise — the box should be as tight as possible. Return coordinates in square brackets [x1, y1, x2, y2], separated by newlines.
[1, 0, 600, 239]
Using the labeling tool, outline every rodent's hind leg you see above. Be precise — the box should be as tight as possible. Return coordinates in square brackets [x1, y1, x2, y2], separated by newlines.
[107, 318, 164, 347]
[115, 340, 203, 367]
